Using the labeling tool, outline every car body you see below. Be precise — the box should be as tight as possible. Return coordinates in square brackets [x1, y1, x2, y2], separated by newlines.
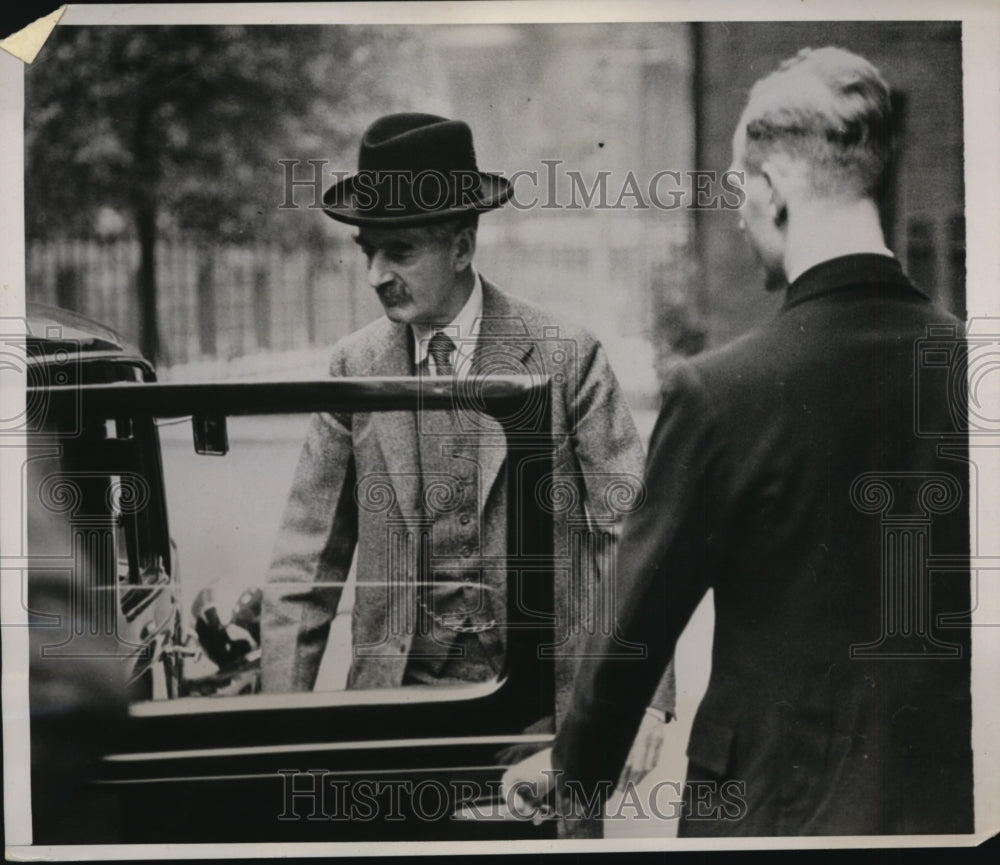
[25, 303, 183, 703]
[24, 303, 559, 844]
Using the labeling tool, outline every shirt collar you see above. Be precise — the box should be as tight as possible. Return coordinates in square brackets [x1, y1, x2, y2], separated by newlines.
[412, 270, 483, 370]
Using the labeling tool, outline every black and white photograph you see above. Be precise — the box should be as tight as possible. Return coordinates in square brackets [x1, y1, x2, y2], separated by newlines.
[2, 0, 999, 856]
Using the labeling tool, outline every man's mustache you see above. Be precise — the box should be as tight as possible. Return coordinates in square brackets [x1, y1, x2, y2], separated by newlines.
[375, 283, 410, 305]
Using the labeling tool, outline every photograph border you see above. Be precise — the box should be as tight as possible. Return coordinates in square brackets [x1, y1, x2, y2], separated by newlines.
[3, 0, 999, 858]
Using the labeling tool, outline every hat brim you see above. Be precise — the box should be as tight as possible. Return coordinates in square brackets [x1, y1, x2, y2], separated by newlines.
[321, 172, 512, 227]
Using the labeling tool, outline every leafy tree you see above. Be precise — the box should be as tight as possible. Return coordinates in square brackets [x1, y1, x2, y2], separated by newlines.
[25, 25, 404, 362]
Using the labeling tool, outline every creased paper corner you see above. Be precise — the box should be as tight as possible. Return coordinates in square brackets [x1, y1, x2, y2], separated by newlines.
[1, 6, 66, 64]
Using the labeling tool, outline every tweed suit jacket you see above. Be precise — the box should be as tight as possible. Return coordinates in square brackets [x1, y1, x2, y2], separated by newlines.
[553, 255, 973, 835]
[261, 279, 675, 720]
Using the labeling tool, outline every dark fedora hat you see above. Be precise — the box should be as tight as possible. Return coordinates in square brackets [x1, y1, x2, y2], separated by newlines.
[322, 113, 512, 227]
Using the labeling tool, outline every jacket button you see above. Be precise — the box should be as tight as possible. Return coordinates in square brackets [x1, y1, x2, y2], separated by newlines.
[462, 545, 473, 557]
[460, 514, 471, 525]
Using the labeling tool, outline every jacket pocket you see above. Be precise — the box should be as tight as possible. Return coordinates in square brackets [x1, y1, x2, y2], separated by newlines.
[685, 715, 736, 779]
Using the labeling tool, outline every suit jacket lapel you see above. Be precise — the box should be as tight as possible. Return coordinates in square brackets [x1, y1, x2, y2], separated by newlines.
[471, 279, 537, 505]
[366, 281, 539, 525]
[367, 322, 423, 528]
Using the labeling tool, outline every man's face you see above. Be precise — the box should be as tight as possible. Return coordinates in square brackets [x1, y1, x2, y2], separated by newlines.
[354, 225, 466, 325]
[730, 124, 786, 288]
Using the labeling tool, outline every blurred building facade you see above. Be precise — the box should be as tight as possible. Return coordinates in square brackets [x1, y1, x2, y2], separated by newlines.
[27, 22, 964, 408]
[693, 21, 965, 345]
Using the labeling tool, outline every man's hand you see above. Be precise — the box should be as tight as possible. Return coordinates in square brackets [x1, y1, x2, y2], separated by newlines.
[500, 746, 556, 824]
[616, 708, 668, 792]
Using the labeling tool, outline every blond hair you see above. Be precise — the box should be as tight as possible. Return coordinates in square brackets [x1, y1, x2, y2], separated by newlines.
[741, 46, 893, 197]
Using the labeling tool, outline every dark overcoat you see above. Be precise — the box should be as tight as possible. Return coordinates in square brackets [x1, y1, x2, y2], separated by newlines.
[554, 254, 973, 835]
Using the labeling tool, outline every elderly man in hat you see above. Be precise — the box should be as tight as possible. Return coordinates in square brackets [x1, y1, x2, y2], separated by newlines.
[261, 114, 677, 763]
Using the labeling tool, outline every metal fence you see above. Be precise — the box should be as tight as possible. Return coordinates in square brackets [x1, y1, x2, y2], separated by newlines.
[27, 236, 383, 367]
[27, 226, 689, 402]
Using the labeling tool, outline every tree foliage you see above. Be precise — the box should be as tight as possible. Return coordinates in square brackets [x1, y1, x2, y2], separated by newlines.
[25, 25, 408, 359]
[26, 24, 404, 244]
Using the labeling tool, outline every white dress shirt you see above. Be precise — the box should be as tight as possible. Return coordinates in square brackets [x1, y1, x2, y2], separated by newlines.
[411, 270, 483, 377]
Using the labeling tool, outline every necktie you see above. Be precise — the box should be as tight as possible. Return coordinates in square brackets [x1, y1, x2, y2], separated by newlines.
[428, 330, 456, 376]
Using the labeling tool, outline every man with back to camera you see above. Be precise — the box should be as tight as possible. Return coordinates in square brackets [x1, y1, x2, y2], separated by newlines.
[503, 47, 973, 835]
[260, 113, 679, 809]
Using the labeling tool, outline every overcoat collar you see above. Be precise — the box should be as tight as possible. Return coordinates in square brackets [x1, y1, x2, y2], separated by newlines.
[783, 253, 926, 311]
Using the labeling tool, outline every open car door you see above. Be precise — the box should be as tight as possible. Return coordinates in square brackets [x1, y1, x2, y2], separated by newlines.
[27, 376, 559, 843]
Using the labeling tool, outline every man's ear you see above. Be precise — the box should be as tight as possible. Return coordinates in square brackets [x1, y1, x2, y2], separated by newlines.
[452, 226, 477, 272]
[760, 158, 790, 227]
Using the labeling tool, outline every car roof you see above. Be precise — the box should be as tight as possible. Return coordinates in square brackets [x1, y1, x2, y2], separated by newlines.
[26, 302, 144, 360]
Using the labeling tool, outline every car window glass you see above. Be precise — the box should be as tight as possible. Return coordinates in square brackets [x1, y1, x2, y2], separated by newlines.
[146, 410, 508, 703]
